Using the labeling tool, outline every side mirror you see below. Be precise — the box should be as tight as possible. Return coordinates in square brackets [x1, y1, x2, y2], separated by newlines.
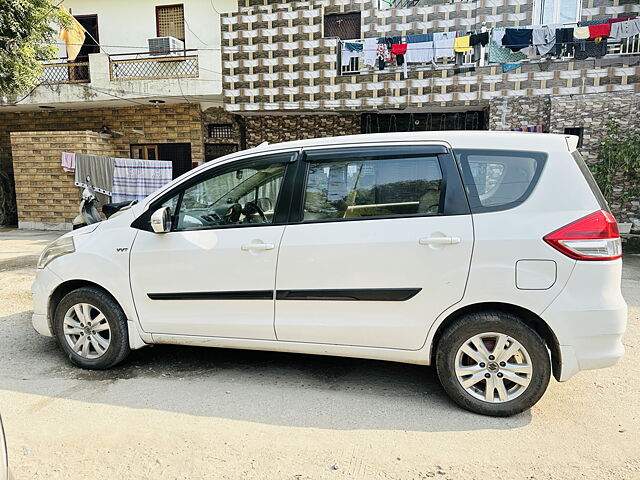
[150, 207, 172, 233]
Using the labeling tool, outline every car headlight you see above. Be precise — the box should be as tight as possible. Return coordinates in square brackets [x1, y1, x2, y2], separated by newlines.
[37, 237, 75, 269]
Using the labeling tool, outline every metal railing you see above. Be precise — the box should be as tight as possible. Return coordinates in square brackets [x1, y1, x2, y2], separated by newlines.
[40, 59, 90, 84]
[607, 34, 640, 56]
[109, 49, 199, 81]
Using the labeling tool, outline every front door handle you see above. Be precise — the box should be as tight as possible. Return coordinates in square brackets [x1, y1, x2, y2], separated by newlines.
[241, 243, 275, 251]
[419, 236, 461, 246]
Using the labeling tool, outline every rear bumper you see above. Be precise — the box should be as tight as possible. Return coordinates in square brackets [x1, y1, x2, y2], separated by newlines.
[542, 260, 627, 381]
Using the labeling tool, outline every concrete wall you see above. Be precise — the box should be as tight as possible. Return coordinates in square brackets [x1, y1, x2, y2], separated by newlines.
[11, 131, 116, 230]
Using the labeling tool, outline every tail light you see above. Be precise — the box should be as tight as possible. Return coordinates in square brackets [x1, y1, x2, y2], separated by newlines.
[544, 210, 622, 261]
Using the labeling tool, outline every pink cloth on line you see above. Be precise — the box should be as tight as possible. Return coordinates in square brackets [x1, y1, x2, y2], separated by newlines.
[61, 152, 76, 172]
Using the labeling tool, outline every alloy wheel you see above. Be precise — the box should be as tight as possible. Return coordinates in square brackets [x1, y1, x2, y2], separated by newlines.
[62, 303, 111, 359]
[454, 332, 533, 403]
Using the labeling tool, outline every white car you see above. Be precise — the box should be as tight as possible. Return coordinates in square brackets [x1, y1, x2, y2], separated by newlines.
[0, 415, 9, 480]
[32, 132, 627, 416]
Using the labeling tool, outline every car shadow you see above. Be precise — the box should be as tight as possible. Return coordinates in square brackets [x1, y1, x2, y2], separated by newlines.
[1, 310, 533, 432]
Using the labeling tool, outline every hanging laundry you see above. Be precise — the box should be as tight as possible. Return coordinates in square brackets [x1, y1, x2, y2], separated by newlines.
[111, 159, 172, 203]
[405, 41, 434, 64]
[391, 43, 407, 65]
[469, 32, 489, 47]
[489, 28, 527, 63]
[610, 18, 640, 40]
[588, 23, 611, 40]
[502, 62, 522, 73]
[532, 27, 556, 55]
[363, 38, 378, 67]
[405, 33, 433, 44]
[502, 28, 533, 52]
[74, 154, 115, 196]
[454, 35, 472, 53]
[607, 17, 636, 24]
[341, 41, 363, 67]
[376, 43, 389, 70]
[61, 152, 76, 173]
[573, 26, 590, 39]
[345, 42, 363, 52]
[575, 39, 607, 59]
[554, 28, 576, 56]
[433, 32, 456, 59]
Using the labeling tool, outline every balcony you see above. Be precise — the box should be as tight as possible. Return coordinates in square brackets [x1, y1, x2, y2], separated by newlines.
[40, 59, 90, 84]
[109, 50, 200, 81]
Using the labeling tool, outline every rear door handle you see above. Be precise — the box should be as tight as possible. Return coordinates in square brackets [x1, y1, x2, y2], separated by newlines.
[419, 236, 461, 246]
[241, 243, 275, 251]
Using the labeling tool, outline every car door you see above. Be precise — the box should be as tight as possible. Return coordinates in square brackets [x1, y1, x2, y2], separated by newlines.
[274, 144, 473, 350]
[129, 151, 297, 339]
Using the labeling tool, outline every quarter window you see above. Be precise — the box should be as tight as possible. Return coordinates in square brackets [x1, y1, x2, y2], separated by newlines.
[302, 149, 443, 221]
[455, 149, 547, 212]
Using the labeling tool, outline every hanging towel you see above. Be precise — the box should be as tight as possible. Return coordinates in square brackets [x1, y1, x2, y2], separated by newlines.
[406, 41, 434, 63]
[502, 28, 533, 52]
[610, 18, 640, 40]
[532, 27, 556, 55]
[488, 28, 527, 63]
[112, 159, 173, 203]
[588, 23, 611, 40]
[345, 42, 363, 52]
[469, 32, 489, 47]
[434, 37, 455, 59]
[454, 35, 472, 53]
[608, 17, 636, 24]
[406, 33, 433, 43]
[61, 152, 76, 173]
[502, 62, 522, 73]
[573, 26, 590, 39]
[390, 43, 407, 56]
[74, 154, 115, 196]
[363, 38, 378, 66]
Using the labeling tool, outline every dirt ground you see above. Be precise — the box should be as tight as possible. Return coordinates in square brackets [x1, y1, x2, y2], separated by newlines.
[0, 228, 638, 480]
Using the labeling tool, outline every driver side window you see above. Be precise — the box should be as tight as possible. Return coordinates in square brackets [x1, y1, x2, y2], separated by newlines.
[165, 156, 289, 231]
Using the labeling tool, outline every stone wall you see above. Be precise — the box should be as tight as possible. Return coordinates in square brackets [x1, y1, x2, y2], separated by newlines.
[243, 113, 360, 147]
[0, 103, 204, 226]
[488, 92, 640, 223]
[11, 131, 116, 230]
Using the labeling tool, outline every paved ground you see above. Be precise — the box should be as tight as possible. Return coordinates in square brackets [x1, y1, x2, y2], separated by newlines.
[0, 228, 639, 480]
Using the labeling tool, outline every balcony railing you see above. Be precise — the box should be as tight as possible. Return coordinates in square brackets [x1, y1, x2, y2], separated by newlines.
[40, 59, 90, 84]
[109, 50, 199, 81]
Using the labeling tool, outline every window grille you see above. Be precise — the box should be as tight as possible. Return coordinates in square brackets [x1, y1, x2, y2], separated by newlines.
[208, 124, 234, 139]
[156, 5, 185, 41]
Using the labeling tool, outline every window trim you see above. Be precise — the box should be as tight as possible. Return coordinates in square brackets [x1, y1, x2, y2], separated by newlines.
[533, 0, 582, 25]
[155, 3, 185, 42]
[287, 144, 469, 225]
[131, 151, 299, 232]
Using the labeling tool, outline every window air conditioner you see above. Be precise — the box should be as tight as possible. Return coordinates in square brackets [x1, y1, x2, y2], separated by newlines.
[148, 36, 184, 56]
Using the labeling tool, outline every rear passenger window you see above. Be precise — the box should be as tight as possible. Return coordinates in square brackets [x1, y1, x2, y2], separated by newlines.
[454, 149, 547, 212]
[303, 148, 443, 221]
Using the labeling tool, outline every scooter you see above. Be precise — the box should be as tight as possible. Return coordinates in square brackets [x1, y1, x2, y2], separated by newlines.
[72, 187, 135, 229]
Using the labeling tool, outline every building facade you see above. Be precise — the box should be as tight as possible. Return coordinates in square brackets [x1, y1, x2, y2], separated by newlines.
[0, 0, 240, 228]
[219, 0, 640, 224]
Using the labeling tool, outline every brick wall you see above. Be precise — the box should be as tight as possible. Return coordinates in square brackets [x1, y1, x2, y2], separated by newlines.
[488, 92, 640, 223]
[244, 114, 360, 147]
[0, 103, 204, 226]
[11, 131, 116, 230]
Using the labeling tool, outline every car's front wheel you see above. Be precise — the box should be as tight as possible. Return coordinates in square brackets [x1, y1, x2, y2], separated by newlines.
[54, 287, 131, 369]
[436, 311, 551, 416]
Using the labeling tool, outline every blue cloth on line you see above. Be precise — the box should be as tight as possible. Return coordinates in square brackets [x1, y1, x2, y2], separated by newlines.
[503, 28, 533, 52]
[502, 62, 522, 73]
[345, 42, 363, 52]
[406, 33, 433, 43]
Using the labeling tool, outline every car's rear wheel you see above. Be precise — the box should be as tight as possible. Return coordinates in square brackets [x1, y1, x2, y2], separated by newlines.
[436, 311, 551, 416]
[54, 287, 131, 369]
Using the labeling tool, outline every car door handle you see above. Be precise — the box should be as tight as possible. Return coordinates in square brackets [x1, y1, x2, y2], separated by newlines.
[241, 243, 275, 251]
[419, 236, 461, 246]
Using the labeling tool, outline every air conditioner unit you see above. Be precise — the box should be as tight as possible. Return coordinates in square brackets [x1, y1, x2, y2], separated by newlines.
[148, 36, 184, 56]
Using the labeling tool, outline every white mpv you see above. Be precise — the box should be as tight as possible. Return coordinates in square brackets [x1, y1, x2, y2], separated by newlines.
[32, 132, 627, 416]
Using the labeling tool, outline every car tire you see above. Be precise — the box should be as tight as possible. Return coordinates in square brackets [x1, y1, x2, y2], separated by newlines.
[435, 311, 551, 417]
[54, 287, 131, 370]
